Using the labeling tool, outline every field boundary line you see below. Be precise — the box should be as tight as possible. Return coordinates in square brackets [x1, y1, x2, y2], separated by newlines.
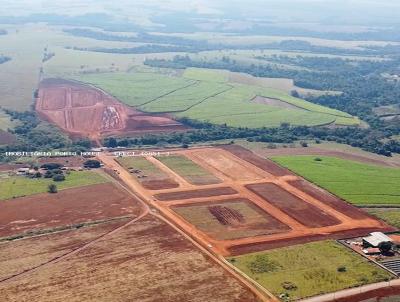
[137, 79, 199, 107]
[0, 212, 148, 284]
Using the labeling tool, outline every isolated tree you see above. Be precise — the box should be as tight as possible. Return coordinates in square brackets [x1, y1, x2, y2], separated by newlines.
[83, 159, 101, 168]
[378, 241, 393, 254]
[52, 174, 65, 182]
[48, 184, 58, 194]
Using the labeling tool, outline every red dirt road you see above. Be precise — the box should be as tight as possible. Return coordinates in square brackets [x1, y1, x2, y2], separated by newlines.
[37, 79, 186, 142]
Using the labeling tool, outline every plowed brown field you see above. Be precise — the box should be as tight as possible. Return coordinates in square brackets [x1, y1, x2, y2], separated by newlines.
[0, 182, 141, 238]
[37, 79, 186, 142]
[246, 182, 341, 228]
[0, 216, 259, 302]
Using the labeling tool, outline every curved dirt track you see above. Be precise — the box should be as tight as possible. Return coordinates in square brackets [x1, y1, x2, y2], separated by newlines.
[36, 78, 186, 142]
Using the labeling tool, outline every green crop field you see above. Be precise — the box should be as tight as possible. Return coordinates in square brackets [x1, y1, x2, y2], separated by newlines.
[79, 68, 359, 128]
[272, 156, 400, 206]
[75, 72, 195, 107]
[156, 154, 220, 185]
[229, 240, 393, 301]
[0, 171, 108, 200]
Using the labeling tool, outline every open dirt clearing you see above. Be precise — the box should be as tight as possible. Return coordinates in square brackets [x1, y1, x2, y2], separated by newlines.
[155, 186, 238, 201]
[116, 156, 179, 190]
[0, 216, 259, 302]
[246, 182, 341, 228]
[173, 198, 290, 240]
[0, 182, 141, 238]
[103, 146, 393, 256]
[37, 78, 186, 141]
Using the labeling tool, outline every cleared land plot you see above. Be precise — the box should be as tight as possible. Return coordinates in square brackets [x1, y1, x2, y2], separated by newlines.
[0, 183, 140, 238]
[116, 156, 178, 190]
[0, 171, 107, 200]
[37, 79, 185, 140]
[288, 180, 371, 220]
[0, 216, 259, 302]
[155, 187, 237, 201]
[272, 156, 400, 206]
[156, 154, 221, 185]
[0, 220, 127, 281]
[222, 144, 293, 176]
[246, 183, 341, 228]
[229, 240, 393, 301]
[189, 148, 265, 181]
[172, 198, 290, 240]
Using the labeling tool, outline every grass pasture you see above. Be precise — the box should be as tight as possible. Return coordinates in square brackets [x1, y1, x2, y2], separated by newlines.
[229, 240, 393, 301]
[0, 171, 108, 200]
[156, 154, 220, 185]
[367, 209, 400, 229]
[272, 156, 400, 206]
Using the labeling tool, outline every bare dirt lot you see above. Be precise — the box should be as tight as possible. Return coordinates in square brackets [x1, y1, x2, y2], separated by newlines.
[288, 179, 372, 220]
[155, 186, 238, 201]
[173, 198, 291, 240]
[247, 182, 341, 228]
[0, 216, 259, 302]
[116, 156, 179, 190]
[37, 79, 186, 142]
[0, 182, 141, 237]
[221, 145, 294, 176]
[104, 146, 394, 256]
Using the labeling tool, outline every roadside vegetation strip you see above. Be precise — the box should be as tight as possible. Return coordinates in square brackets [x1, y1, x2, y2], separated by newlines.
[0, 171, 108, 200]
[156, 154, 221, 185]
[367, 209, 400, 229]
[228, 240, 393, 301]
[272, 156, 400, 206]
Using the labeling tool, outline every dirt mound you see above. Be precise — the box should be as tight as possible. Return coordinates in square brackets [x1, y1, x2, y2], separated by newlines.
[209, 205, 245, 226]
[37, 79, 187, 142]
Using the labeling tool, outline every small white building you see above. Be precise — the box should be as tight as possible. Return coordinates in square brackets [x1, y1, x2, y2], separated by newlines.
[362, 232, 393, 248]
